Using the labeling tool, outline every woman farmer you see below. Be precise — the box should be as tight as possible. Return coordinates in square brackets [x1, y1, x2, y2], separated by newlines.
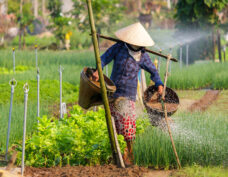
[93, 22, 163, 164]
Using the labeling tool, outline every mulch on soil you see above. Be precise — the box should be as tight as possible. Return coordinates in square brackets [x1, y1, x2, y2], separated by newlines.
[188, 90, 220, 112]
[25, 165, 149, 177]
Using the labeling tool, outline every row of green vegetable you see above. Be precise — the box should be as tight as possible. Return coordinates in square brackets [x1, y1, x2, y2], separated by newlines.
[14, 105, 149, 167]
[1, 49, 228, 89]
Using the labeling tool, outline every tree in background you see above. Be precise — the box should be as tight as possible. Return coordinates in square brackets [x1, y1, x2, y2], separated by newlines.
[71, 0, 124, 34]
[47, 0, 72, 48]
[122, 0, 142, 14]
[175, 0, 227, 63]
[8, 0, 34, 49]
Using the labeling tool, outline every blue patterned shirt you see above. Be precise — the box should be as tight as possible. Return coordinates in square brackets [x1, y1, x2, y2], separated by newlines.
[101, 42, 163, 101]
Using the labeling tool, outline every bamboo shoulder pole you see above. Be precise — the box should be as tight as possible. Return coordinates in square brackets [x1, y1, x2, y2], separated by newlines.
[161, 54, 181, 169]
[86, 0, 124, 167]
[95, 34, 178, 62]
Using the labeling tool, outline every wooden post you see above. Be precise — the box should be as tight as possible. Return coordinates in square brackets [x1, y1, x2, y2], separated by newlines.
[86, 0, 124, 168]
[161, 54, 181, 169]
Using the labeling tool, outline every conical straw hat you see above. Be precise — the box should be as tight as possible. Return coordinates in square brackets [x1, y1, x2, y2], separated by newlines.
[115, 22, 154, 47]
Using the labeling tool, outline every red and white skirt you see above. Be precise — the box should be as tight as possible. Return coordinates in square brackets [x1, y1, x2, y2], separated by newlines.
[110, 99, 136, 142]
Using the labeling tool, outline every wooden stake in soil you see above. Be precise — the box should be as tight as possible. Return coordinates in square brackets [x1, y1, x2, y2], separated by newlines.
[86, 0, 124, 168]
[161, 54, 181, 169]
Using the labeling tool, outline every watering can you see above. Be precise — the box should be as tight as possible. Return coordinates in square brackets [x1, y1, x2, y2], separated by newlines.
[78, 67, 116, 109]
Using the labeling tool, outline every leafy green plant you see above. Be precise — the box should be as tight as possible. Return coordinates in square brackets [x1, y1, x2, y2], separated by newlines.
[16, 105, 126, 167]
[0, 65, 34, 74]
[175, 0, 227, 29]
[0, 67, 9, 74]
[70, 28, 91, 49]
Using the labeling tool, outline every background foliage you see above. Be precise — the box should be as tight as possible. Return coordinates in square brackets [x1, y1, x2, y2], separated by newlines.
[47, 0, 73, 47]
[174, 0, 227, 63]
[72, 0, 124, 33]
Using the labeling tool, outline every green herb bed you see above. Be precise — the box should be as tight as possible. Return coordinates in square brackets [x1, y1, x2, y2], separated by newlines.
[147, 60, 228, 90]
[134, 112, 228, 168]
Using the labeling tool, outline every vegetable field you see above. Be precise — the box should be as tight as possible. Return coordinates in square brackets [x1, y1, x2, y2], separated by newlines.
[0, 49, 228, 176]
[18, 106, 126, 167]
[134, 112, 228, 168]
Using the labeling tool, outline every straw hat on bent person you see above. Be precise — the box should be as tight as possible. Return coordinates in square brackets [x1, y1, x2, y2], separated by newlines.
[115, 22, 155, 47]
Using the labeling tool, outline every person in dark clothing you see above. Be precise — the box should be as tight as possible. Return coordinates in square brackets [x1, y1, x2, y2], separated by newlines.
[93, 22, 163, 165]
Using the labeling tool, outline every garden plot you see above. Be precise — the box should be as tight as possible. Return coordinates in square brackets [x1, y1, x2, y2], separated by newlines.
[134, 112, 228, 168]
[0, 50, 228, 177]
[207, 90, 228, 115]
[188, 90, 220, 112]
[175, 90, 206, 111]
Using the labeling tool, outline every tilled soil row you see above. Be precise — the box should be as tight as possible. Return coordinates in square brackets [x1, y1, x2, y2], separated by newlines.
[25, 165, 149, 177]
[188, 90, 220, 112]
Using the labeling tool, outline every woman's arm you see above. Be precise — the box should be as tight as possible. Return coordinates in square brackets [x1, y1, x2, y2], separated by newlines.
[140, 52, 164, 94]
[93, 43, 119, 81]
[100, 42, 119, 68]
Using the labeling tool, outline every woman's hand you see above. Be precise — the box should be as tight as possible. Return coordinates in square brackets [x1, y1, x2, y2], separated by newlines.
[158, 85, 163, 96]
[92, 70, 99, 82]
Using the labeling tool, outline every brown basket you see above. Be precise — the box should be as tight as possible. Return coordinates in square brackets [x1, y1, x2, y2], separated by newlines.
[143, 85, 179, 117]
[78, 67, 116, 109]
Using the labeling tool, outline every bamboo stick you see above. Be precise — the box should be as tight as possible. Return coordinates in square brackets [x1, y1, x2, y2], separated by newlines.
[94, 34, 178, 62]
[86, 0, 124, 168]
[161, 54, 181, 169]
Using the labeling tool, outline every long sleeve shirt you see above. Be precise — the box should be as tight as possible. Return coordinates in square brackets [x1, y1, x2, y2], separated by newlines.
[101, 42, 163, 101]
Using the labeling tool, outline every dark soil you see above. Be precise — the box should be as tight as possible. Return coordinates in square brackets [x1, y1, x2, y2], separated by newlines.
[25, 165, 149, 177]
[188, 90, 220, 112]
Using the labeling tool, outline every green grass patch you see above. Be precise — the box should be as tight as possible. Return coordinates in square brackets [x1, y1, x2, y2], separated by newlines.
[171, 165, 228, 177]
[175, 90, 206, 100]
[207, 90, 228, 116]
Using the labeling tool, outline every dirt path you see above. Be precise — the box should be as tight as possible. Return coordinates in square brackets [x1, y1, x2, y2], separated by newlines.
[22, 165, 174, 177]
[24, 165, 146, 177]
[188, 90, 220, 112]
[178, 99, 196, 111]
[145, 170, 173, 177]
